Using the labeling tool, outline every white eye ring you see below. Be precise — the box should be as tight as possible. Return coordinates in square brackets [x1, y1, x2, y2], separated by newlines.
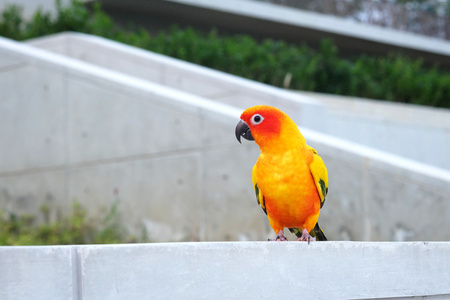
[251, 114, 264, 125]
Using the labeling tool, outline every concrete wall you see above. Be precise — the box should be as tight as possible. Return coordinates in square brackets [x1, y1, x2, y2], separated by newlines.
[0, 0, 73, 19]
[1, 35, 450, 243]
[1, 242, 450, 299]
[302, 91, 450, 172]
[28, 33, 450, 170]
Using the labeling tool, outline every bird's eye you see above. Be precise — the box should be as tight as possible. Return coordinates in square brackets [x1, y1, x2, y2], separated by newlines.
[251, 114, 264, 125]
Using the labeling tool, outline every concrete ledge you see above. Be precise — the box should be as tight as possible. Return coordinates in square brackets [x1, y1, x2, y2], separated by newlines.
[1, 242, 449, 299]
[165, 0, 450, 56]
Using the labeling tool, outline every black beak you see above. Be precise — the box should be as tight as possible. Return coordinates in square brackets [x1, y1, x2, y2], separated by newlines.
[235, 120, 254, 143]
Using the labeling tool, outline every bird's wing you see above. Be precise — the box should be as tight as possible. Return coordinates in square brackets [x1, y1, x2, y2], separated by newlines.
[252, 164, 267, 215]
[307, 145, 328, 208]
[289, 146, 329, 241]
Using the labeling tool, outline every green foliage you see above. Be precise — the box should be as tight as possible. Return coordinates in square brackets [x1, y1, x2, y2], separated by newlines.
[0, 0, 449, 108]
[0, 201, 140, 246]
[0, 4, 24, 39]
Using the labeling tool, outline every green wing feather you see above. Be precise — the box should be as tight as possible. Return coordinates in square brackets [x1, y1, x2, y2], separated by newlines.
[307, 145, 328, 208]
[252, 164, 267, 215]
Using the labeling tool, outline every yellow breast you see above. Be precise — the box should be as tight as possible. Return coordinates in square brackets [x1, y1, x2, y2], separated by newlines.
[254, 149, 320, 228]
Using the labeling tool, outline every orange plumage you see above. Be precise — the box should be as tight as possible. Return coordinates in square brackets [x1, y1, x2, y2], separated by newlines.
[236, 105, 328, 241]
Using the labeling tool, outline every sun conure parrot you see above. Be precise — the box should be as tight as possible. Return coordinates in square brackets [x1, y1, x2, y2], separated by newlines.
[235, 105, 328, 242]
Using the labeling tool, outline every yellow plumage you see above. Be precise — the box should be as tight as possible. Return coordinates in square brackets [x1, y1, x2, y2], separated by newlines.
[236, 105, 328, 241]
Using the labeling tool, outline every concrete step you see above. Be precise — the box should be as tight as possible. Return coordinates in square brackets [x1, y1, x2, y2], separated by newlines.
[1, 241, 449, 299]
[27, 32, 450, 170]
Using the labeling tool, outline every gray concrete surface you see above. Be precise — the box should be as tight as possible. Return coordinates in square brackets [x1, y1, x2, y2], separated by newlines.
[28, 33, 450, 170]
[165, 0, 450, 56]
[299, 91, 450, 171]
[1, 242, 449, 299]
[1, 34, 450, 243]
[0, 0, 73, 18]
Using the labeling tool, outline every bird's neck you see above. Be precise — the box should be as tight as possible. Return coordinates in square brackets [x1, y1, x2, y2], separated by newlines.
[258, 126, 306, 155]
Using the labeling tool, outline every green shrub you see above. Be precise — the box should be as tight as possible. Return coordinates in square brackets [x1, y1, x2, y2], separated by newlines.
[0, 0, 449, 108]
[0, 4, 23, 39]
[0, 201, 141, 246]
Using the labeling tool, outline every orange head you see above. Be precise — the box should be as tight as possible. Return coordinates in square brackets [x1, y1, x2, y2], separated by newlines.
[235, 105, 304, 151]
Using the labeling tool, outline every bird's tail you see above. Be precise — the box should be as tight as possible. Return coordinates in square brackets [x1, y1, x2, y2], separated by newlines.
[310, 222, 327, 241]
[288, 222, 328, 241]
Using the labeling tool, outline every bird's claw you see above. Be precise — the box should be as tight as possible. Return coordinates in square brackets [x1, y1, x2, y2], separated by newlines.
[297, 228, 316, 244]
[269, 230, 288, 241]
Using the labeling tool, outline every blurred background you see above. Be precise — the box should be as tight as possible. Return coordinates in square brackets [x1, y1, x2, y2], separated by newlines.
[0, 0, 449, 245]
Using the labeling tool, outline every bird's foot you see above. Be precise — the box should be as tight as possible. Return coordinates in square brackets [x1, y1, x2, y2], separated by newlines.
[268, 230, 288, 241]
[297, 228, 316, 245]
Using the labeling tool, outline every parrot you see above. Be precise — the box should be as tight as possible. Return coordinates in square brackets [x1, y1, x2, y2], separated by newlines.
[235, 105, 328, 242]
